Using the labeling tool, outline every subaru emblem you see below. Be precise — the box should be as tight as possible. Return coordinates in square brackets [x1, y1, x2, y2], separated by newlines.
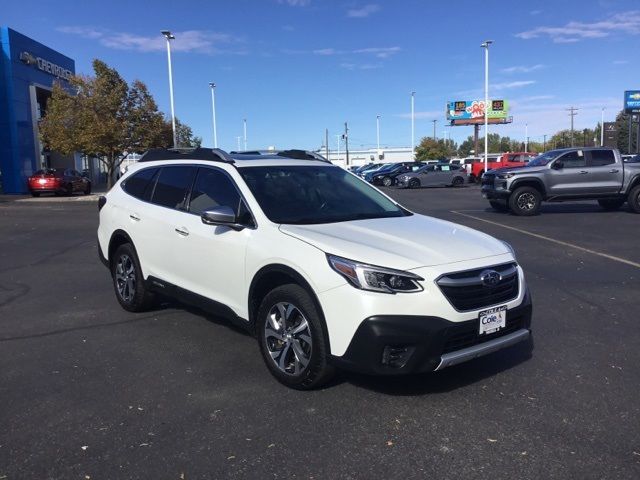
[480, 269, 501, 286]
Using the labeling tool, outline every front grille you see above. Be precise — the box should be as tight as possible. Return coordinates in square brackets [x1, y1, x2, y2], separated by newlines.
[436, 263, 519, 311]
[481, 173, 496, 186]
[442, 315, 526, 354]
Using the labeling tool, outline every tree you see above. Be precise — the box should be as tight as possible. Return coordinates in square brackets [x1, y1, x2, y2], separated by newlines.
[415, 137, 456, 160]
[614, 110, 638, 154]
[40, 59, 188, 188]
[161, 118, 202, 148]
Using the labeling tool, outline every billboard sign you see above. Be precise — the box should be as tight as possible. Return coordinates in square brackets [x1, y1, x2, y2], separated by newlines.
[603, 122, 618, 148]
[447, 99, 509, 122]
[624, 90, 640, 114]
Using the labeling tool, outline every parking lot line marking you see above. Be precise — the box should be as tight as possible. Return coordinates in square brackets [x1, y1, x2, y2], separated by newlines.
[450, 210, 640, 269]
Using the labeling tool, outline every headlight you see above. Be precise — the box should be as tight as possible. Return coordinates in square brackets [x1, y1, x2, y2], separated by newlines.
[497, 172, 515, 179]
[501, 241, 517, 261]
[327, 255, 423, 294]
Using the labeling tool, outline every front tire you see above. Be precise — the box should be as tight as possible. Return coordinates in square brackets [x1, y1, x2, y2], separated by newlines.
[382, 176, 393, 187]
[409, 178, 420, 189]
[489, 200, 509, 212]
[509, 186, 542, 216]
[598, 198, 625, 211]
[111, 243, 155, 312]
[628, 185, 640, 213]
[31, 191, 40, 197]
[257, 284, 334, 390]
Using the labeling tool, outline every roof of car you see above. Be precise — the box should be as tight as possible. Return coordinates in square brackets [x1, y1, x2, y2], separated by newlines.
[138, 147, 331, 164]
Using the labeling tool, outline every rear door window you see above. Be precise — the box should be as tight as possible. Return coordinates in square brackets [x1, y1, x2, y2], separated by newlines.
[123, 168, 159, 201]
[588, 149, 616, 167]
[151, 166, 196, 210]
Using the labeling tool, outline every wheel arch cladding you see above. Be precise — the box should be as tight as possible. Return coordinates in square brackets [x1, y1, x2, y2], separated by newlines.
[511, 178, 546, 197]
[108, 230, 135, 265]
[248, 264, 331, 349]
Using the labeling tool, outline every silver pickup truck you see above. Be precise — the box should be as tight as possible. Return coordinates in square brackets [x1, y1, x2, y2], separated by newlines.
[481, 147, 640, 216]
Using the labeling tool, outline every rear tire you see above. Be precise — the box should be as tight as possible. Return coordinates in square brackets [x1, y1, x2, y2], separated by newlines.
[628, 185, 640, 213]
[489, 200, 509, 212]
[257, 284, 334, 390]
[382, 176, 393, 187]
[598, 198, 625, 211]
[409, 178, 420, 189]
[111, 243, 155, 312]
[509, 186, 541, 216]
[452, 176, 464, 187]
[31, 192, 40, 197]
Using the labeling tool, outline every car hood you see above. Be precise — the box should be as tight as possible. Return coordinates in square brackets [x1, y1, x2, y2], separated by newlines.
[279, 214, 510, 270]
[489, 166, 546, 175]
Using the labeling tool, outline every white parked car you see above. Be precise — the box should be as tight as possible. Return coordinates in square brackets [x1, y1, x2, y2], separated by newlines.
[98, 148, 532, 389]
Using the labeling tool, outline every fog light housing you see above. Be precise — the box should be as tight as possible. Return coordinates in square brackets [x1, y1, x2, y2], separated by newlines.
[381, 345, 415, 368]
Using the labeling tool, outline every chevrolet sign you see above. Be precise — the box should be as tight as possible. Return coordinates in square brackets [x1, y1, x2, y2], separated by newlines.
[624, 90, 640, 114]
[19, 51, 72, 81]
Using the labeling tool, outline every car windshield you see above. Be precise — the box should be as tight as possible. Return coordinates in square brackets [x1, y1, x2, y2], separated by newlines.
[239, 165, 409, 224]
[527, 150, 564, 167]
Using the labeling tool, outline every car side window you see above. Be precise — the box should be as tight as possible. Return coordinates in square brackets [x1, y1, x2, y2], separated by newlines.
[450, 164, 460, 171]
[152, 166, 196, 210]
[559, 151, 586, 168]
[188, 168, 253, 225]
[588, 149, 616, 167]
[425, 165, 435, 172]
[123, 168, 159, 201]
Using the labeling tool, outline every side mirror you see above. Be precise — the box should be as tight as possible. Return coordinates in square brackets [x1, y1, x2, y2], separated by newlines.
[552, 160, 564, 170]
[201, 206, 244, 231]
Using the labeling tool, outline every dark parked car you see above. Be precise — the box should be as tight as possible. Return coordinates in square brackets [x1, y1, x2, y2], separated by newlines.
[371, 162, 424, 186]
[27, 168, 92, 197]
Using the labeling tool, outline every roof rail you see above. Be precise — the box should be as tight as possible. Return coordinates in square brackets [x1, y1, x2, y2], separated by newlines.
[276, 149, 331, 163]
[138, 147, 235, 163]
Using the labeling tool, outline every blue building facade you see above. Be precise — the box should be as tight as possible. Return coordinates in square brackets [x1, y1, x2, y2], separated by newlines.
[0, 27, 76, 193]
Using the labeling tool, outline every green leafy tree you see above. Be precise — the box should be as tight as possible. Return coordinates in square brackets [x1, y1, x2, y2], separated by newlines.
[40, 59, 195, 188]
[415, 137, 456, 160]
[614, 110, 638, 154]
[161, 118, 202, 148]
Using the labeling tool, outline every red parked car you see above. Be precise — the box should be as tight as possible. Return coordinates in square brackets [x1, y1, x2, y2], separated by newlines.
[469, 152, 537, 183]
[27, 168, 92, 197]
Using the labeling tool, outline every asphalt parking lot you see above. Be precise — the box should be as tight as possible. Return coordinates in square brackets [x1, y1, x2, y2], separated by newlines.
[1, 187, 639, 479]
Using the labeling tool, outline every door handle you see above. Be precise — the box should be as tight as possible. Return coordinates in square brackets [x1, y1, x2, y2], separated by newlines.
[174, 227, 190, 237]
[129, 213, 140, 221]
[609, 169, 619, 173]
[579, 171, 589, 174]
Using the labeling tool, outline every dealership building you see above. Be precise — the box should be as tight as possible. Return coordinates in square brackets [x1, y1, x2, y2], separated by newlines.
[0, 27, 82, 194]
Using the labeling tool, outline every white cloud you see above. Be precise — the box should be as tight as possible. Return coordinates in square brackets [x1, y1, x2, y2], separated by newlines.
[310, 46, 401, 58]
[516, 10, 640, 43]
[57, 26, 245, 54]
[340, 62, 381, 70]
[347, 4, 380, 18]
[278, 0, 310, 6]
[501, 64, 545, 74]
[313, 48, 342, 55]
[492, 80, 537, 90]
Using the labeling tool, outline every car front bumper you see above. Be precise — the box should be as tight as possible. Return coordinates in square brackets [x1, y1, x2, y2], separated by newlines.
[329, 289, 532, 375]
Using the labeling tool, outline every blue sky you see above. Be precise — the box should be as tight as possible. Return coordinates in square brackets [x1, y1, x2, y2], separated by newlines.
[3, 0, 639, 151]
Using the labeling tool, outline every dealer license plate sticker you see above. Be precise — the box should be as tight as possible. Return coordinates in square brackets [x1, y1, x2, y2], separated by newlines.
[478, 305, 507, 335]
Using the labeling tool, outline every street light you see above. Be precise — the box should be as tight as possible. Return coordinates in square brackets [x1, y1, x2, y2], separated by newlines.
[376, 114, 381, 153]
[243, 118, 247, 150]
[161, 30, 177, 148]
[525, 123, 528, 152]
[481, 40, 493, 174]
[432, 119, 437, 140]
[209, 82, 218, 148]
[411, 92, 415, 159]
[601, 108, 605, 147]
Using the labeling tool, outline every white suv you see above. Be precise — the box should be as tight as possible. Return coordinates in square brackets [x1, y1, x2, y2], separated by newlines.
[98, 148, 532, 389]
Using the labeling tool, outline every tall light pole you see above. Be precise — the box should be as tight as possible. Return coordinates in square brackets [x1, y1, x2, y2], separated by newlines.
[481, 40, 493, 173]
[209, 83, 218, 148]
[525, 123, 528, 152]
[432, 119, 437, 140]
[243, 118, 247, 150]
[411, 92, 416, 159]
[376, 115, 381, 154]
[601, 108, 605, 147]
[161, 30, 177, 148]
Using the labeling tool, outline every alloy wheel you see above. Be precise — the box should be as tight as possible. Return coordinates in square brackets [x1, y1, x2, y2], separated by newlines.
[115, 254, 136, 303]
[264, 302, 312, 375]
[517, 192, 536, 211]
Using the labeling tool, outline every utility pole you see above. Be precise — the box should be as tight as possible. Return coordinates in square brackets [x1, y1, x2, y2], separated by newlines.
[600, 108, 605, 147]
[411, 92, 415, 159]
[543, 134, 547, 152]
[432, 119, 437, 140]
[481, 40, 493, 174]
[344, 122, 350, 167]
[525, 123, 528, 152]
[566, 106, 578, 147]
[325, 128, 329, 161]
[376, 115, 381, 154]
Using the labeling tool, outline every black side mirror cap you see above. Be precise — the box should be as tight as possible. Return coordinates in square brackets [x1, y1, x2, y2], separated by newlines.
[201, 206, 245, 231]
